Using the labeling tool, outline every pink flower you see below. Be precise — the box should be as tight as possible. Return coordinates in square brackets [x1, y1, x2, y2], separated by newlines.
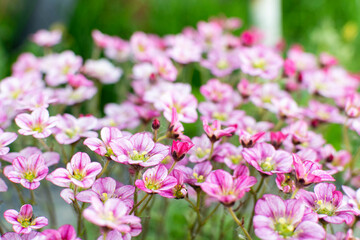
[342, 185, 360, 216]
[298, 183, 356, 224]
[275, 173, 295, 193]
[293, 153, 335, 187]
[46, 152, 102, 189]
[166, 35, 202, 64]
[237, 78, 261, 100]
[239, 131, 265, 148]
[240, 28, 262, 46]
[270, 131, 288, 149]
[188, 134, 213, 163]
[171, 140, 194, 162]
[76, 177, 135, 208]
[0, 130, 17, 155]
[181, 161, 213, 186]
[254, 194, 325, 240]
[54, 114, 98, 144]
[1, 232, 44, 240]
[110, 132, 169, 167]
[42, 51, 82, 86]
[83, 197, 141, 235]
[2, 146, 60, 167]
[167, 107, 191, 141]
[31, 29, 62, 47]
[82, 59, 123, 84]
[203, 120, 235, 142]
[242, 142, 292, 175]
[201, 169, 256, 206]
[84, 127, 123, 157]
[214, 143, 243, 169]
[201, 51, 237, 77]
[152, 56, 178, 82]
[239, 46, 283, 80]
[283, 58, 296, 77]
[15, 108, 57, 138]
[4, 204, 48, 234]
[42, 224, 81, 240]
[345, 93, 360, 118]
[200, 79, 234, 103]
[135, 164, 177, 198]
[4, 154, 48, 190]
[68, 73, 94, 88]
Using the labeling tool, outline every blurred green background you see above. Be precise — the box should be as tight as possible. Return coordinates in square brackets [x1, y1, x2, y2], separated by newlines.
[1, 0, 360, 78]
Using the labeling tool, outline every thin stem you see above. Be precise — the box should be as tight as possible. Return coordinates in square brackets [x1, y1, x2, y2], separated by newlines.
[130, 194, 149, 215]
[350, 146, 360, 172]
[60, 144, 69, 164]
[153, 129, 158, 142]
[168, 161, 177, 174]
[30, 189, 36, 205]
[195, 202, 221, 236]
[273, 119, 283, 132]
[208, 142, 215, 161]
[138, 194, 154, 215]
[343, 120, 352, 153]
[102, 232, 107, 240]
[291, 188, 299, 199]
[156, 135, 167, 142]
[133, 170, 142, 215]
[12, 183, 25, 205]
[38, 138, 51, 151]
[227, 207, 252, 240]
[97, 159, 110, 179]
[43, 181, 57, 228]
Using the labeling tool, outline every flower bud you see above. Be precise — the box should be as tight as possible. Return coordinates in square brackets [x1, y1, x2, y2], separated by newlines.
[152, 118, 160, 130]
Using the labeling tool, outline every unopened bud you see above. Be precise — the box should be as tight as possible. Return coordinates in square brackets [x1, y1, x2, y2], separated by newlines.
[152, 118, 160, 130]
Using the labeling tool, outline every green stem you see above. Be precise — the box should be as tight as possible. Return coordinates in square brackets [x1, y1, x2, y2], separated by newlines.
[168, 161, 177, 174]
[97, 159, 110, 179]
[228, 207, 252, 240]
[273, 119, 284, 132]
[208, 142, 215, 161]
[343, 120, 352, 153]
[291, 188, 299, 199]
[30, 189, 36, 205]
[156, 135, 167, 142]
[38, 138, 51, 151]
[43, 181, 57, 228]
[13, 183, 25, 205]
[138, 194, 154, 215]
[130, 194, 149, 215]
[350, 146, 360, 172]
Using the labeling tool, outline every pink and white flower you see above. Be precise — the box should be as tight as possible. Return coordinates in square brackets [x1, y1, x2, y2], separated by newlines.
[31, 29, 62, 47]
[254, 194, 325, 240]
[46, 152, 102, 189]
[4, 154, 49, 190]
[84, 127, 123, 157]
[82, 59, 123, 84]
[4, 204, 48, 234]
[110, 132, 169, 167]
[135, 164, 177, 198]
[201, 169, 256, 206]
[15, 108, 57, 139]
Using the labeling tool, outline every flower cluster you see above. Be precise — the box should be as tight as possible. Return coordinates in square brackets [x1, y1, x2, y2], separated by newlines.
[0, 17, 359, 240]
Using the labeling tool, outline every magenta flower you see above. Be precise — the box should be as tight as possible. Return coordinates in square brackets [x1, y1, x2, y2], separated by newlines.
[201, 169, 256, 206]
[31, 29, 62, 47]
[275, 173, 295, 193]
[171, 140, 194, 162]
[239, 131, 265, 148]
[166, 107, 191, 141]
[188, 134, 213, 163]
[342, 185, 360, 216]
[200, 79, 234, 103]
[84, 127, 123, 157]
[110, 132, 169, 167]
[0, 130, 17, 155]
[54, 114, 98, 145]
[15, 108, 57, 138]
[2, 146, 60, 167]
[4, 154, 48, 190]
[298, 183, 356, 224]
[239, 46, 283, 80]
[76, 177, 135, 208]
[83, 197, 141, 235]
[242, 143, 292, 175]
[203, 119, 235, 142]
[181, 161, 213, 186]
[135, 164, 177, 198]
[4, 204, 48, 234]
[83, 59, 123, 84]
[293, 153, 335, 187]
[270, 131, 288, 149]
[254, 194, 325, 240]
[46, 152, 102, 189]
[42, 224, 80, 240]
